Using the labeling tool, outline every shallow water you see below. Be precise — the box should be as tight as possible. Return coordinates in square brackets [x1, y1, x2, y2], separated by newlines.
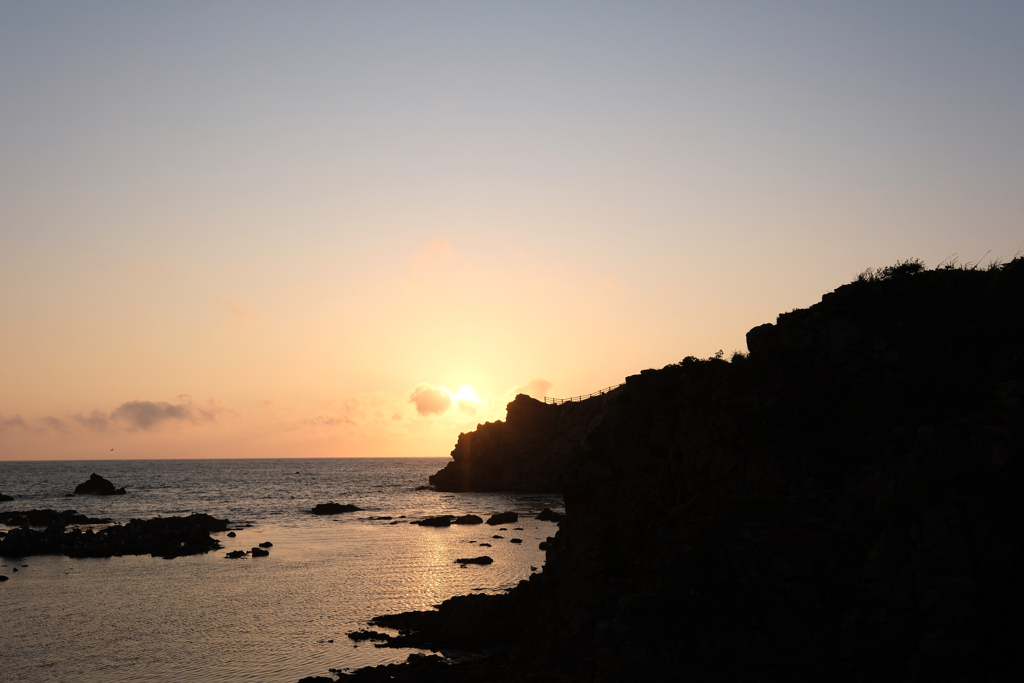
[0, 459, 563, 682]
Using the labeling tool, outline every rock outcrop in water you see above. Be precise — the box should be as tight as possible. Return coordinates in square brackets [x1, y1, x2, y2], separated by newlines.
[311, 502, 361, 515]
[0, 512, 229, 559]
[72, 473, 126, 495]
[328, 260, 1024, 683]
[0, 492, 13, 502]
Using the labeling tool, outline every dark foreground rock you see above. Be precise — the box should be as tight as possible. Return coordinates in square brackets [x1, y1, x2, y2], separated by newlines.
[73, 473, 126, 495]
[311, 503, 362, 515]
[0, 513, 228, 559]
[323, 259, 1024, 683]
[453, 514, 483, 525]
[454, 556, 493, 565]
[0, 492, 13, 502]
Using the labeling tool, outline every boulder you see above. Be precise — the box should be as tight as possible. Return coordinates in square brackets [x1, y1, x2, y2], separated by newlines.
[486, 512, 518, 525]
[225, 550, 248, 559]
[0, 492, 13, 502]
[536, 507, 564, 522]
[73, 473, 126, 496]
[454, 556, 493, 565]
[310, 502, 361, 515]
[454, 514, 483, 525]
[251, 547, 270, 557]
[258, 541, 273, 548]
[226, 531, 236, 537]
[510, 538, 523, 544]
[415, 515, 454, 527]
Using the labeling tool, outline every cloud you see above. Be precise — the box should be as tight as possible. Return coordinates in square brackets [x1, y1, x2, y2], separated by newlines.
[40, 416, 71, 434]
[409, 384, 453, 416]
[517, 378, 554, 400]
[0, 414, 30, 433]
[110, 396, 216, 431]
[74, 410, 112, 432]
[219, 299, 260, 329]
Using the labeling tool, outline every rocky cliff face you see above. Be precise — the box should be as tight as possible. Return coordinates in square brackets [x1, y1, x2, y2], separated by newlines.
[429, 391, 618, 492]
[342, 261, 1024, 683]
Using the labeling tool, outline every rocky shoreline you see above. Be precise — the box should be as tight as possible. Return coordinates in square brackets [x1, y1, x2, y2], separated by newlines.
[318, 259, 1024, 682]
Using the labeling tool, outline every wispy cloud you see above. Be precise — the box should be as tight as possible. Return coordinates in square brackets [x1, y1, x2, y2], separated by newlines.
[0, 414, 30, 433]
[74, 410, 112, 432]
[109, 395, 219, 431]
[39, 416, 71, 434]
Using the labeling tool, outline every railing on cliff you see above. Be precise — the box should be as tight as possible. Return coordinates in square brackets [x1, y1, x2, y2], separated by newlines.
[543, 383, 624, 405]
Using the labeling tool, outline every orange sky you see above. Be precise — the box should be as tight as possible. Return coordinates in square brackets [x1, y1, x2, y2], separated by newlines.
[2, 3, 1022, 460]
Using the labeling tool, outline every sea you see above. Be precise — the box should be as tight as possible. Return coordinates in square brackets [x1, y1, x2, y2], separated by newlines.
[0, 458, 564, 683]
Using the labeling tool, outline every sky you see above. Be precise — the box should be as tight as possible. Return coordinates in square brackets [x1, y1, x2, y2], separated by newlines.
[1, 1, 1022, 460]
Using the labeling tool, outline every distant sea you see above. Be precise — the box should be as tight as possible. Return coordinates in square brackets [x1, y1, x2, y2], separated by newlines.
[0, 458, 564, 683]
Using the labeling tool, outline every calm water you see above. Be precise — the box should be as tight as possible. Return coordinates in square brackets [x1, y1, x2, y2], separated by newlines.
[0, 458, 563, 683]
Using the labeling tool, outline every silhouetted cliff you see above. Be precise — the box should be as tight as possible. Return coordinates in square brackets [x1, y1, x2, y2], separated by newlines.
[334, 260, 1024, 683]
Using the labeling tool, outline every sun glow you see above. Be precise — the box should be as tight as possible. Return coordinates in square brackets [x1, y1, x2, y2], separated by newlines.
[453, 385, 480, 402]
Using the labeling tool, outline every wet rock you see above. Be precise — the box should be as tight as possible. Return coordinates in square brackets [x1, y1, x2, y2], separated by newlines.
[0, 492, 13, 502]
[455, 556, 493, 565]
[414, 515, 454, 527]
[478, 543, 491, 547]
[1, 513, 229, 559]
[0, 509, 111, 527]
[251, 547, 270, 557]
[227, 531, 236, 537]
[492, 535, 503, 539]
[347, 629, 392, 642]
[510, 538, 523, 544]
[414, 485, 433, 491]
[486, 512, 518, 525]
[297, 677, 335, 683]
[0, 575, 7, 581]
[258, 541, 273, 548]
[454, 514, 483, 524]
[72, 473, 126, 496]
[311, 502, 361, 515]
[225, 550, 248, 559]
[535, 507, 564, 522]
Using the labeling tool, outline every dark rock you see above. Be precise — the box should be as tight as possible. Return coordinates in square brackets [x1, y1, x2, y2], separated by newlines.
[225, 550, 248, 559]
[250, 547, 270, 557]
[0, 575, 7, 581]
[535, 507, 564, 522]
[454, 556, 493, 565]
[510, 538, 522, 544]
[355, 259, 1024, 682]
[296, 677, 335, 683]
[0, 509, 111, 527]
[311, 502, 361, 515]
[73, 473, 126, 496]
[0, 513, 229, 559]
[414, 515, 454, 527]
[347, 629, 392, 642]
[486, 512, 518, 525]
[227, 531, 236, 537]
[258, 541, 273, 548]
[491, 535, 503, 539]
[0, 493, 13, 502]
[478, 543, 491, 547]
[513, 527, 523, 530]
[453, 514, 483, 524]
[414, 485, 433, 491]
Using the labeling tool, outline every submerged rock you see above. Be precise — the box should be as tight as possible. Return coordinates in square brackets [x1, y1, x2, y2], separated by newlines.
[72, 474, 126, 496]
[310, 502, 361, 515]
[225, 550, 248, 559]
[0, 509, 111, 527]
[455, 556, 493, 565]
[347, 629, 392, 642]
[250, 547, 270, 557]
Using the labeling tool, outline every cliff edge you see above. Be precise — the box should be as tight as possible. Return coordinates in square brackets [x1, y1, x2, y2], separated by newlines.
[335, 260, 1024, 683]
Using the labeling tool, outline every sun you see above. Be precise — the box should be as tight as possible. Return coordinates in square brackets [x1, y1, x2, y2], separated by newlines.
[452, 385, 480, 402]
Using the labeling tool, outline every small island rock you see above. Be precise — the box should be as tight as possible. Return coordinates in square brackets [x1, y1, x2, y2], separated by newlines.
[310, 502, 361, 515]
[73, 473, 126, 496]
